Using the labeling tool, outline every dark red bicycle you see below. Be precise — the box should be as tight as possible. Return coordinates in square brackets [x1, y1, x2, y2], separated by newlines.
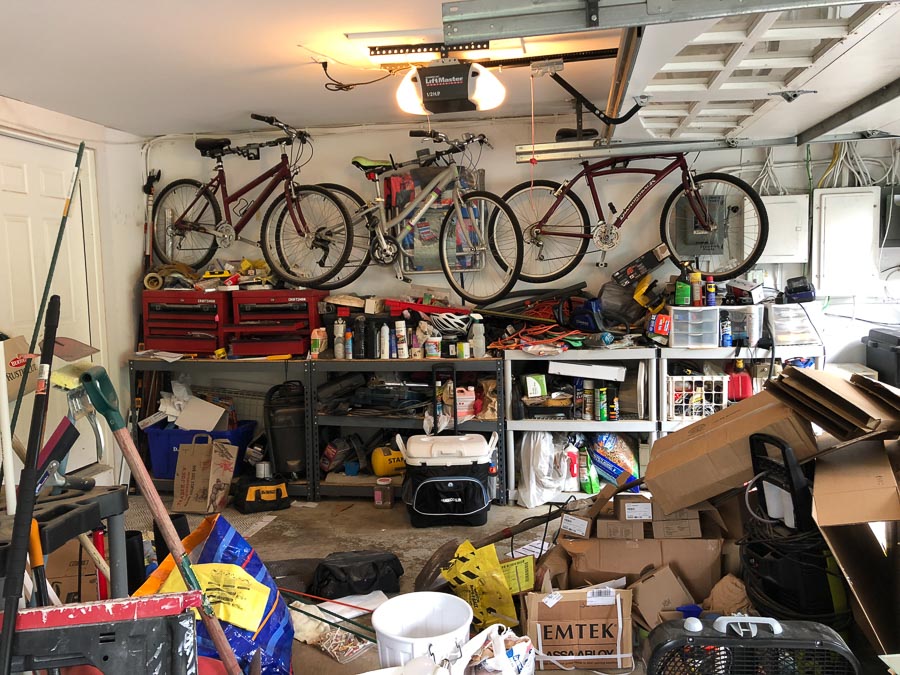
[502, 104, 768, 283]
[152, 114, 352, 286]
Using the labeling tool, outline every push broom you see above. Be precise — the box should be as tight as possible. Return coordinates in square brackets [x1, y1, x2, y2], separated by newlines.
[79, 366, 241, 675]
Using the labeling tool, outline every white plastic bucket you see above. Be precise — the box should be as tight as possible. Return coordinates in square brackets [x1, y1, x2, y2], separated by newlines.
[372, 592, 473, 667]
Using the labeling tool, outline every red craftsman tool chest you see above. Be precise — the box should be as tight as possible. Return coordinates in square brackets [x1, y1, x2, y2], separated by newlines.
[142, 290, 229, 354]
[226, 289, 327, 356]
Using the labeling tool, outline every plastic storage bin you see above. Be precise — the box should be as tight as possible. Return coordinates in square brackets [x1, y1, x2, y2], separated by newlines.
[863, 328, 900, 386]
[668, 306, 720, 349]
[766, 304, 820, 346]
[145, 420, 256, 479]
[667, 375, 729, 421]
[724, 305, 764, 347]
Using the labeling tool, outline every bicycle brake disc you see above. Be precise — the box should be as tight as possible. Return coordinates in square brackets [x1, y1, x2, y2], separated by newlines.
[593, 222, 620, 251]
[214, 222, 236, 248]
[370, 235, 399, 265]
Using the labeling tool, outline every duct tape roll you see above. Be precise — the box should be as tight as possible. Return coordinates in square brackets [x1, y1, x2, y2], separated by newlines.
[255, 461, 273, 479]
[143, 272, 163, 290]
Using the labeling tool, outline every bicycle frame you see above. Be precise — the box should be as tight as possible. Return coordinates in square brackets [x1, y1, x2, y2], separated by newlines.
[173, 148, 308, 238]
[534, 153, 694, 239]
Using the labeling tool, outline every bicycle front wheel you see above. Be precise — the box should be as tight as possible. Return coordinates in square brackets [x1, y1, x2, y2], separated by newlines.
[501, 179, 590, 283]
[152, 178, 221, 268]
[261, 184, 353, 287]
[660, 172, 768, 281]
[439, 191, 522, 305]
[315, 183, 375, 290]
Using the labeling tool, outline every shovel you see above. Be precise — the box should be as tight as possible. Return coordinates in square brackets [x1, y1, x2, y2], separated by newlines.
[80, 366, 241, 675]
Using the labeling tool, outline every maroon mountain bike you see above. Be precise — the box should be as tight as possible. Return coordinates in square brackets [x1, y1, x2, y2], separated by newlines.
[502, 105, 768, 283]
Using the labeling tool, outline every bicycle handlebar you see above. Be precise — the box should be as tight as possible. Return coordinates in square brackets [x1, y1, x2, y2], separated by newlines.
[409, 130, 440, 139]
[250, 113, 309, 144]
[250, 113, 276, 125]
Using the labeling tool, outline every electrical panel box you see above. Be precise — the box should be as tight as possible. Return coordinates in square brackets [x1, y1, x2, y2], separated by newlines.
[879, 185, 900, 248]
[758, 194, 809, 263]
[811, 187, 880, 296]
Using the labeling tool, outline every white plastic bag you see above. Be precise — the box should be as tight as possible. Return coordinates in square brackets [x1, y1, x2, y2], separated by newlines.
[517, 432, 568, 509]
[465, 625, 535, 675]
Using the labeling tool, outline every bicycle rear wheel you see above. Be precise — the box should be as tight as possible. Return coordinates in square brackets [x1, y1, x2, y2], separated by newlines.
[501, 179, 590, 283]
[660, 172, 768, 282]
[261, 184, 353, 287]
[151, 178, 221, 268]
[439, 190, 522, 305]
[316, 183, 375, 290]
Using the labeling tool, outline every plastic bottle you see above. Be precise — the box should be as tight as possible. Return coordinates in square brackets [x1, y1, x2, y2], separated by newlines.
[345, 331, 353, 360]
[353, 315, 366, 359]
[705, 276, 717, 306]
[334, 331, 345, 360]
[578, 446, 601, 495]
[333, 317, 346, 356]
[395, 320, 409, 359]
[728, 358, 753, 401]
[379, 324, 391, 359]
[582, 379, 595, 421]
[470, 313, 486, 358]
[389, 330, 398, 359]
[720, 317, 733, 347]
[435, 380, 443, 417]
[690, 272, 703, 307]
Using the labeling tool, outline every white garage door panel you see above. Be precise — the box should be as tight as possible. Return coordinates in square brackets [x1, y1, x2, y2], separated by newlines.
[0, 135, 99, 472]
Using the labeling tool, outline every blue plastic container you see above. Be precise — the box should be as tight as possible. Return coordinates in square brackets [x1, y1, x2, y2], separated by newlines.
[145, 420, 256, 479]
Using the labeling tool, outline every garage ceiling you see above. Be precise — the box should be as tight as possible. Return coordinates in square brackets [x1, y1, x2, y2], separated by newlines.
[0, 1, 897, 143]
[0, 1, 619, 137]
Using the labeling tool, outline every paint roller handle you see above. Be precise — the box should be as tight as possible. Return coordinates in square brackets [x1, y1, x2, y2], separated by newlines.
[80, 366, 126, 432]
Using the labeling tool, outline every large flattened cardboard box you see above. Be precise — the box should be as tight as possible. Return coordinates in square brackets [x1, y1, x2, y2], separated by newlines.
[645, 391, 818, 515]
[812, 440, 900, 655]
[525, 588, 633, 671]
[560, 537, 722, 601]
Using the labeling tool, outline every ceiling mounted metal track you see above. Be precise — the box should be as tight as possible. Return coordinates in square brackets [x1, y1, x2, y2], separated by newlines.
[442, 0, 885, 41]
[515, 131, 899, 163]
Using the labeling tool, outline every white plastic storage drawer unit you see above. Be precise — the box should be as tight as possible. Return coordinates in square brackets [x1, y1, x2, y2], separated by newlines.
[668, 306, 720, 349]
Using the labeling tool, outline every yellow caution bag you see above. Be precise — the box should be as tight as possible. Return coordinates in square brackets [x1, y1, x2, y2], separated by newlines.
[442, 540, 518, 630]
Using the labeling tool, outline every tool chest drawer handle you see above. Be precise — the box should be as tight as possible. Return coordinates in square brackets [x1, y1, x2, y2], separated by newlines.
[713, 616, 783, 636]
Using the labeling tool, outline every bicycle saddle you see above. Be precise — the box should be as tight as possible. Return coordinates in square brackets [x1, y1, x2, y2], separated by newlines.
[554, 128, 599, 142]
[195, 138, 232, 157]
[351, 156, 393, 175]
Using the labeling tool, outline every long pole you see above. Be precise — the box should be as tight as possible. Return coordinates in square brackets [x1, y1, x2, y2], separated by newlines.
[80, 366, 241, 674]
[0, 340, 18, 513]
[0, 296, 60, 675]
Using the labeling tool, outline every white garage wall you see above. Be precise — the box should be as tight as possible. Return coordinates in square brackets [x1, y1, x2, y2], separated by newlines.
[0, 96, 146, 474]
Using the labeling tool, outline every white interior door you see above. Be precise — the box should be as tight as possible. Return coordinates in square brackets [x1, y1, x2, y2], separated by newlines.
[0, 134, 101, 473]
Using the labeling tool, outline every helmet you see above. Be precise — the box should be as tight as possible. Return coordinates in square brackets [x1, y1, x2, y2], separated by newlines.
[429, 312, 472, 338]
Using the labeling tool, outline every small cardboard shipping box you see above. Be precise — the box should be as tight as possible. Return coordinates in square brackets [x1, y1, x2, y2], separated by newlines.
[45, 539, 99, 604]
[173, 435, 238, 514]
[595, 518, 645, 540]
[614, 494, 653, 521]
[525, 588, 633, 671]
[560, 537, 722, 601]
[645, 391, 818, 515]
[559, 513, 593, 540]
[628, 565, 694, 629]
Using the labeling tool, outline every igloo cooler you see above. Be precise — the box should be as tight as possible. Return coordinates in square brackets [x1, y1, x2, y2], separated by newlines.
[397, 432, 497, 528]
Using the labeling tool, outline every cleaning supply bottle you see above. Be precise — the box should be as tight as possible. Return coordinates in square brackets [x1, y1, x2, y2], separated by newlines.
[389, 329, 398, 359]
[705, 276, 717, 306]
[578, 446, 601, 495]
[395, 320, 409, 359]
[582, 379, 594, 421]
[344, 331, 353, 360]
[690, 272, 703, 307]
[334, 330, 345, 360]
[353, 315, 366, 359]
[470, 313, 486, 358]
[379, 324, 391, 360]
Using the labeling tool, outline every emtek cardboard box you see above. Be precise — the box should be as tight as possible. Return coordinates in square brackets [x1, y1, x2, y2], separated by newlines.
[525, 588, 633, 671]
[595, 518, 645, 540]
[645, 391, 818, 515]
[560, 537, 722, 601]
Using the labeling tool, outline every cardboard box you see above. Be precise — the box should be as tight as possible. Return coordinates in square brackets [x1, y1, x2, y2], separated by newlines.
[560, 513, 592, 540]
[645, 391, 818, 515]
[2, 335, 38, 401]
[364, 296, 385, 314]
[525, 588, 633, 671]
[812, 440, 900, 654]
[628, 565, 694, 629]
[595, 519, 645, 540]
[45, 538, 100, 604]
[172, 435, 238, 514]
[651, 520, 701, 539]
[560, 537, 722, 601]
[615, 494, 652, 521]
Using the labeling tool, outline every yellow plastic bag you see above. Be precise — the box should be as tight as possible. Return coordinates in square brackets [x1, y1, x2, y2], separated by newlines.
[159, 562, 270, 633]
[442, 541, 518, 630]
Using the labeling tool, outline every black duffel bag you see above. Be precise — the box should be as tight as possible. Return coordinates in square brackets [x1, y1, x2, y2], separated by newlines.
[309, 550, 404, 599]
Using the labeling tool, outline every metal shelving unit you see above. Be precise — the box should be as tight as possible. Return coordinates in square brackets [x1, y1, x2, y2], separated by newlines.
[128, 357, 314, 499]
[310, 357, 507, 503]
[504, 348, 658, 504]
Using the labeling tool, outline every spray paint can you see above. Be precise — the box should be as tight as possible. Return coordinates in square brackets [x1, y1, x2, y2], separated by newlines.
[595, 387, 608, 421]
[582, 379, 594, 421]
[721, 319, 733, 347]
[395, 320, 409, 359]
